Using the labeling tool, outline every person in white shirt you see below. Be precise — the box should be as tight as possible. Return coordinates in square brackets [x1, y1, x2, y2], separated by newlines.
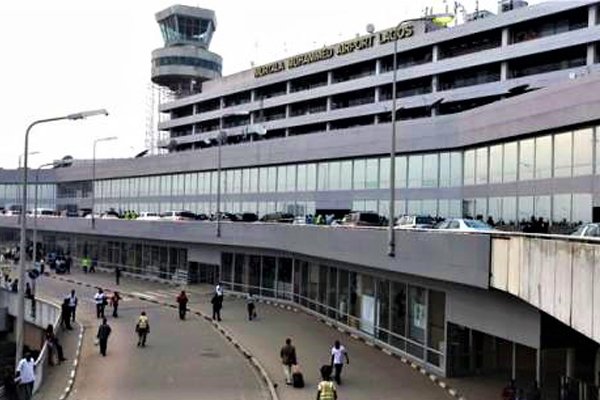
[67, 290, 78, 322]
[16, 352, 35, 399]
[330, 340, 350, 385]
[94, 288, 106, 319]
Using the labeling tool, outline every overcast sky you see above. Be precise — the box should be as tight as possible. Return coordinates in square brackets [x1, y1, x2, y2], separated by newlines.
[0, 0, 542, 169]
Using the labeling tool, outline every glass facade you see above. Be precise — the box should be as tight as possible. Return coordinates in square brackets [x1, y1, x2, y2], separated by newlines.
[220, 250, 446, 371]
[86, 124, 600, 226]
[0, 183, 56, 210]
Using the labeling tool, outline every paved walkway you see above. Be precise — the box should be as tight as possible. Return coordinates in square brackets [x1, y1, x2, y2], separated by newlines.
[34, 272, 268, 400]
[46, 270, 456, 400]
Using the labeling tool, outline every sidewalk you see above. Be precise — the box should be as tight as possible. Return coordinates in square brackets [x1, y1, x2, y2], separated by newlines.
[34, 321, 81, 400]
[47, 270, 458, 400]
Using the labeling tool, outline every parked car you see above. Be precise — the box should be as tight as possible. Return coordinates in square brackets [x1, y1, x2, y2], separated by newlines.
[195, 213, 209, 221]
[160, 211, 196, 221]
[395, 215, 437, 229]
[232, 212, 259, 222]
[32, 208, 57, 217]
[341, 211, 384, 227]
[570, 223, 600, 238]
[260, 212, 295, 223]
[436, 218, 495, 232]
[138, 212, 161, 221]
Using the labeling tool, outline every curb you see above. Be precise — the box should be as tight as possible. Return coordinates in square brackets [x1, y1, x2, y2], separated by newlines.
[58, 323, 85, 400]
[49, 275, 279, 400]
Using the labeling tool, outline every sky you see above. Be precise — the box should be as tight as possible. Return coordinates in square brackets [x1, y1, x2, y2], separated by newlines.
[0, 0, 542, 169]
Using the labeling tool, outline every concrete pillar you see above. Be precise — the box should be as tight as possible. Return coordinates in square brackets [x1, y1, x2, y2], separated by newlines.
[432, 45, 439, 63]
[594, 348, 600, 386]
[536, 348, 541, 384]
[566, 348, 576, 378]
[327, 71, 333, 85]
[326, 96, 332, 112]
[432, 75, 439, 93]
[589, 5, 598, 27]
[501, 27, 510, 47]
[375, 59, 381, 75]
[501, 62, 509, 81]
[286, 80, 291, 94]
[374, 86, 380, 103]
[250, 89, 256, 102]
[587, 44, 595, 66]
[512, 342, 517, 380]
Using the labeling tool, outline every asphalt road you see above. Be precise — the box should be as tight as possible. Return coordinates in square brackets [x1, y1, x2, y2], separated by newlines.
[36, 276, 269, 400]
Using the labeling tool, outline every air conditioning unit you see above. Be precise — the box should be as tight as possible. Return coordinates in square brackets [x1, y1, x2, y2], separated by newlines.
[499, 0, 528, 13]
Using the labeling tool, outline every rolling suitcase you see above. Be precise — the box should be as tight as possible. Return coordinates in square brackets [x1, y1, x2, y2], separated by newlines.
[292, 365, 304, 388]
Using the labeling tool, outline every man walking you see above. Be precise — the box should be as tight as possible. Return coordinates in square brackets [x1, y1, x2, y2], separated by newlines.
[115, 266, 121, 285]
[330, 340, 350, 385]
[60, 298, 72, 330]
[211, 293, 222, 321]
[111, 291, 121, 318]
[16, 352, 35, 400]
[67, 290, 78, 323]
[176, 291, 189, 320]
[280, 338, 297, 386]
[96, 318, 112, 357]
[94, 288, 106, 319]
[247, 293, 256, 321]
[135, 311, 150, 347]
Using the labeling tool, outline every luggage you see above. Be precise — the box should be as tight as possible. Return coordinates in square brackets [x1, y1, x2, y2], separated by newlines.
[292, 366, 304, 388]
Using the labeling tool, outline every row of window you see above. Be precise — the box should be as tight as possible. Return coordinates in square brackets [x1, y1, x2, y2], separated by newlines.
[94, 190, 592, 225]
[154, 56, 222, 74]
[0, 184, 56, 206]
[169, 6, 595, 119]
[94, 125, 600, 202]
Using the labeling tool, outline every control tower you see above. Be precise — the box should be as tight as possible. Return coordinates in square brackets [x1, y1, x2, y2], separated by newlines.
[151, 5, 222, 95]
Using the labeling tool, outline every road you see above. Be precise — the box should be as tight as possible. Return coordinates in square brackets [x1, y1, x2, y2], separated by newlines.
[36, 275, 269, 400]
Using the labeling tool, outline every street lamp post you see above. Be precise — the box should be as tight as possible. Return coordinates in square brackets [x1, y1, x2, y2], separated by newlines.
[17, 109, 108, 366]
[91, 136, 118, 229]
[388, 38, 400, 257]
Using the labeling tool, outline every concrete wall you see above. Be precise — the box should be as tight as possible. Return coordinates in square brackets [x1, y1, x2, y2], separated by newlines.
[0, 217, 491, 289]
[491, 234, 600, 344]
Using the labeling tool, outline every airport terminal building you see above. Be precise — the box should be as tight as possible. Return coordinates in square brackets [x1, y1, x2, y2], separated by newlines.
[1, 1, 600, 397]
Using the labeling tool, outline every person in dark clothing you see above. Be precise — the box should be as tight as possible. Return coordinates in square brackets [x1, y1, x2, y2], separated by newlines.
[280, 338, 297, 385]
[60, 299, 72, 330]
[247, 293, 256, 321]
[111, 292, 121, 318]
[115, 266, 121, 285]
[65, 255, 72, 274]
[96, 318, 112, 356]
[211, 293, 223, 321]
[90, 258, 97, 273]
[176, 291, 189, 320]
[43, 324, 66, 365]
[135, 311, 150, 347]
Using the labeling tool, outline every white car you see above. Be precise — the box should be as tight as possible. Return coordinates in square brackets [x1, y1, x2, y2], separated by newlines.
[138, 212, 161, 221]
[160, 211, 196, 221]
[571, 223, 600, 238]
[436, 218, 496, 232]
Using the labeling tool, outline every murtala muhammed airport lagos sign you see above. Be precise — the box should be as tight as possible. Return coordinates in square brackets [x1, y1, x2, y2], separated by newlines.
[253, 23, 415, 78]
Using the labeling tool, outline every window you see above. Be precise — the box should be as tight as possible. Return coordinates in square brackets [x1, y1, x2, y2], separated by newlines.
[408, 155, 423, 188]
[535, 195, 551, 220]
[297, 164, 307, 192]
[328, 162, 341, 191]
[510, 46, 587, 78]
[464, 150, 475, 185]
[489, 145, 503, 183]
[422, 154, 438, 188]
[573, 193, 592, 223]
[510, 8, 588, 44]
[552, 194, 571, 223]
[554, 132, 572, 178]
[535, 135, 552, 179]
[503, 142, 518, 183]
[340, 161, 352, 190]
[365, 159, 379, 189]
[439, 153, 451, 187]
[519, 139, 534, 181]
[450, 152, 462, 187]
[277, 166, 287, 193]
[259, 168, 268, 193]
[475, 148, 488, 184]
[286, 165, 296, 192]
[353, 159, 366, 190]
[518, 196, 534, 222]
[306, 164, 317, 191]
[396, 156, 408, 188]
[318, 163, 329, 191]
[573, 128, 593, 176]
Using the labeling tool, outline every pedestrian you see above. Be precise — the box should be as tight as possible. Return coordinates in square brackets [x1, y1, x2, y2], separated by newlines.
[247, 293, 256, 321]
[279, 338, 297, 386]
[65, 254, 72, 274]
[211, 293, 222, 321]
[44, 324, 66, 366]
[96, 317, 112, 356]
[60, 298, 72, 330]
[115, 266, 121, 285]
[317, 365, 337, 400]
[15, 352, 35, 400]
[67, 290, 78, 323]
[90, 257, 97, 273]
[176, 291, 189, 320]
[111, 291, 121, 318]
[82, 256, 89, 274]
[502, 379, 517, 400]
[330, 340, 349, 385]
[215, 282, 224, 298]
[94, 288, 106, 319]
[135, 311, 150, 347]
[25, 283, 36, 319]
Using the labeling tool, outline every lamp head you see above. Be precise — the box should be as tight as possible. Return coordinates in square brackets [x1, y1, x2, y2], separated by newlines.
[67, 109, 109, 120]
